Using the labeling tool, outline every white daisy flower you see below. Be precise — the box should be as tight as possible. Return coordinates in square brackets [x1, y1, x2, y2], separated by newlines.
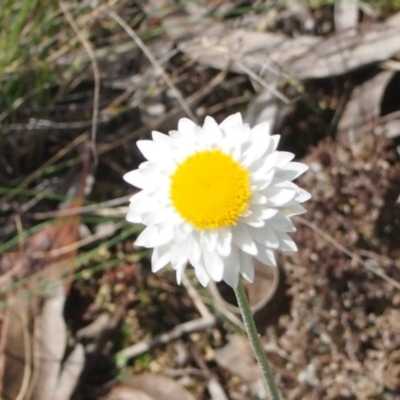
[124, 113, 310, 288]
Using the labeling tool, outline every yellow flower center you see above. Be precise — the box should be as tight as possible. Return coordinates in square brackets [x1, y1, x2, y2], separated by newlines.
[170, 150, 251, 229]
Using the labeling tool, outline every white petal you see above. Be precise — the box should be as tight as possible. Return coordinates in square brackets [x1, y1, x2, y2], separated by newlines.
[264, 188, 297, 207]
[281, 203, 307, 216]
[219, 113, 242, 130]
[243, 205, 278, 221]
[216, 228, 232, 257]
[137, 140, 168, 162]
[248, 225, 280, 248]
[152, 130, 172, 145]
[171, 243, 190, 284]
[126, 191, 154, 223]
[152, 242, 172, 272]
[128, 161, 165, 186]
[168, 129, 179, 138]
[259, 207, 279, 220]
[193, 261, 210, 287]
[203, 116, 223, 145]
[203, 250, 224, 282]
[222, 245, 240, 288]
[135, 225, 157, 247]
[175, 263, 187, 284]
[277, 162, 309, 181]
[201, 229, 218, 252]
[296, 188, 312, 203]
[250, 192, 267, 205]
[174, 223, 193, 244]
[268, 135, 280, 153]
[188, 233, 202, 264]
[240, 213, 265, 227]
[232, 224, 258, 255]
[144, 207, 175, 225]
[123, 169, 146, 189]
[126, 210, 142, 224]
[178, 118, 197, 135]
[239, 252, 255, 282]
[275, 151, 295, 168]
[252, 152, 278, 177]
[171, 242, 189, 269]
[251, 121, 270, 138]
[254, 244, 277, 267]
[135, 224, 173, 247]
[172, 138, 196, 162]
[251, 169, 275, 191]
[269, 213, 296, 232]
[276, 232, 298, 251]
[241, 122, 271, 163]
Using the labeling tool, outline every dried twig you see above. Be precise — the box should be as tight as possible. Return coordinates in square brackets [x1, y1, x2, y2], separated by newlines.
[118, 316, 216, 360]
[182, 275, 212, 319]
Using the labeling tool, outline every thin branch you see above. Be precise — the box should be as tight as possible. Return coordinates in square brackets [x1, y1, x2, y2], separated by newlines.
[118, 316, 216, 360]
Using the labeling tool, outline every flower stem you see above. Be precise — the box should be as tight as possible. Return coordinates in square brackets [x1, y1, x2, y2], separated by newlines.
[234, 279, 282, 400]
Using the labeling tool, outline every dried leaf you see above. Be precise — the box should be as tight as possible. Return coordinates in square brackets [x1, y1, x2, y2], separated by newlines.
[177, 12, 400, 80]
[289, 12, 400, 79]
[1, 304, 32, 400]
[215, 334, 266, 399]
[338, 70, 395, 132]
[105, 374, 196, 400]
[57, 343, 85, 400]
[106, 386, 153, 400]
[29, 283, 66, 400]
[207, 378, 229, 400]
[178, 24, 319, 77]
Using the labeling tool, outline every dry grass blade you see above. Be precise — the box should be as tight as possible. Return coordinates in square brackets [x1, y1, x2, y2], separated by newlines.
[59, 1, 100, 164]
[106, 9, 197, 122]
